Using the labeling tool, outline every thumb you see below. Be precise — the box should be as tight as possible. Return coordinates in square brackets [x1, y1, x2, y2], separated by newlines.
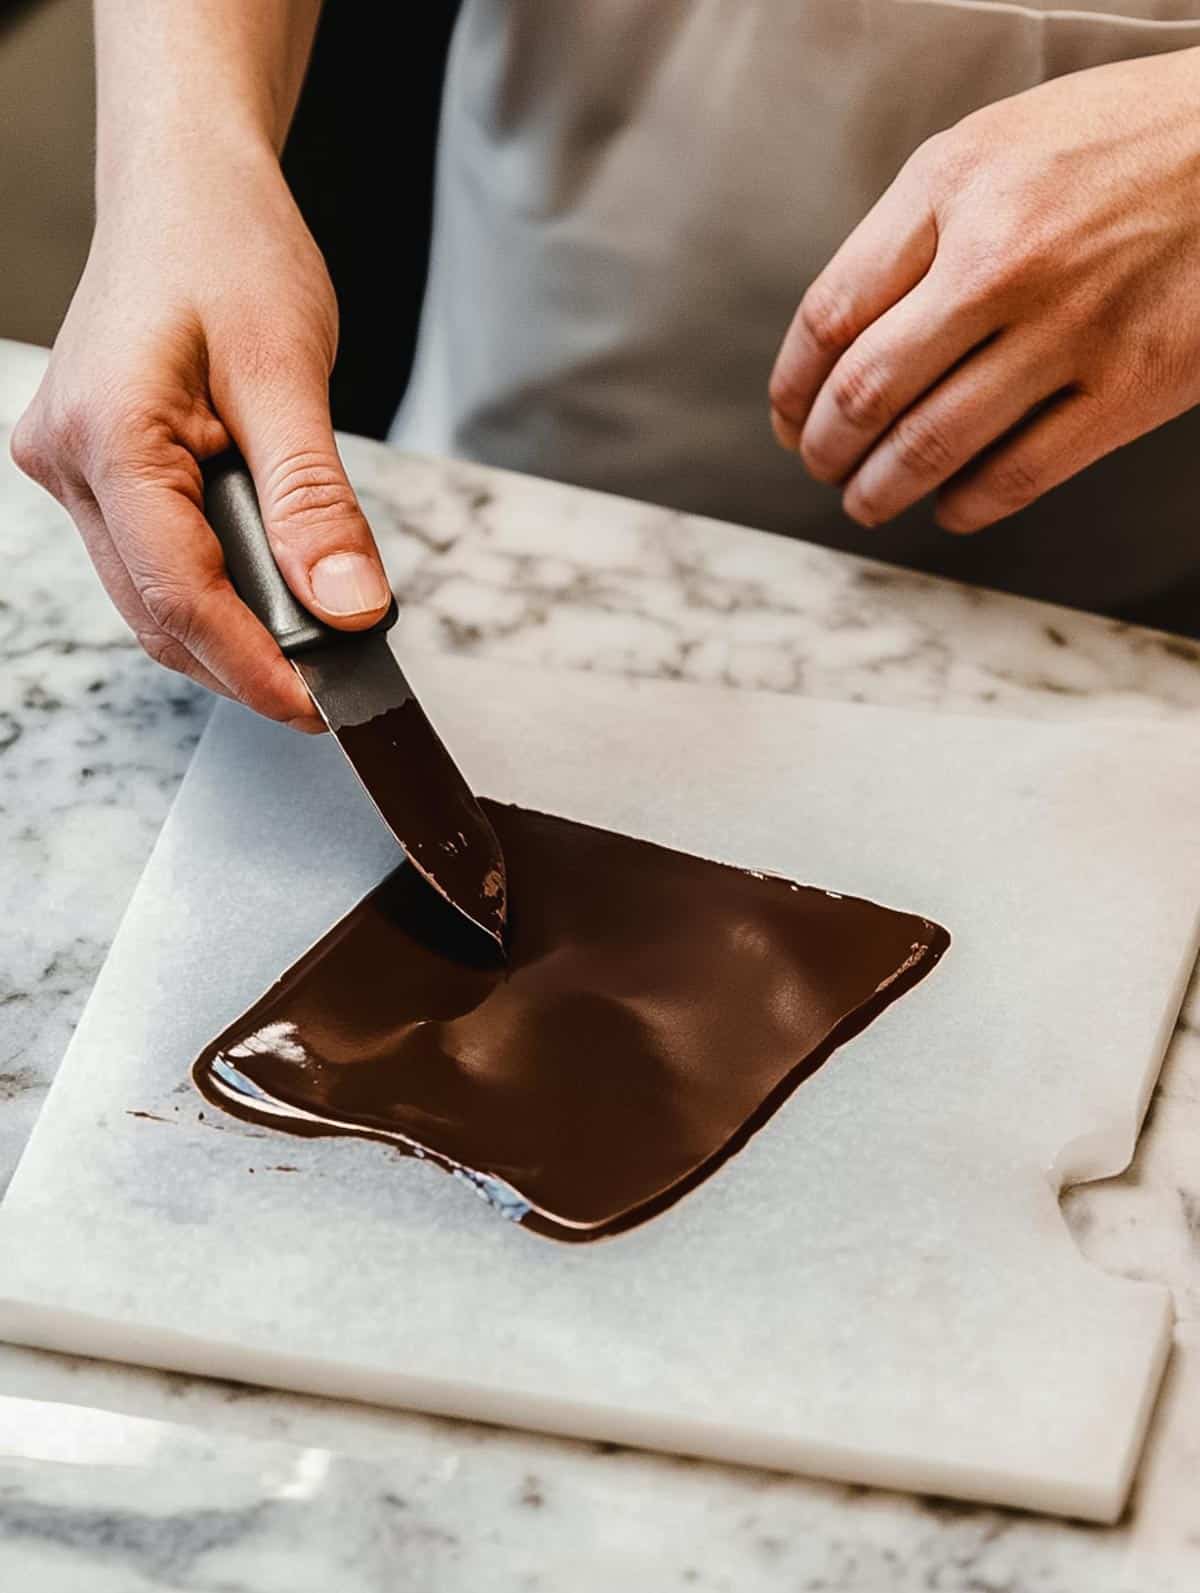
[223, 355, 391, 632]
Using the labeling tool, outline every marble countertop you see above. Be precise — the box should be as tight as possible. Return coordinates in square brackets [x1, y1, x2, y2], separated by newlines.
[2, 335, 1199, 1590]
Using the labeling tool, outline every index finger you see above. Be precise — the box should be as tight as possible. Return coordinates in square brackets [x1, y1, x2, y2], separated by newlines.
[769, 153, 939, 447]
[95, 464, 322, 727]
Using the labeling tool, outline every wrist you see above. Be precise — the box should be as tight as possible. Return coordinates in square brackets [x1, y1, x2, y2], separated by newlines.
[96, 118, 282, 224]
[93, 0, 321, 204]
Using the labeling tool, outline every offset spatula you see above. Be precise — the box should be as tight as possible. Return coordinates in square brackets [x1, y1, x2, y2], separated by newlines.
[202, 450, 507, 954]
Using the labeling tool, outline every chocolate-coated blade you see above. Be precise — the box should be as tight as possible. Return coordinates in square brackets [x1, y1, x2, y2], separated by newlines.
[293, 637, 507, 950]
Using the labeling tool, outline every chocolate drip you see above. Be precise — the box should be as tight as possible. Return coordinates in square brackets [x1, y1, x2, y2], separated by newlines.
[193, 804, 948, 1241]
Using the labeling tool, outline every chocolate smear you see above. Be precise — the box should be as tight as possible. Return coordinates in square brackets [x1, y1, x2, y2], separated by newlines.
[193, 804, 948, 1241]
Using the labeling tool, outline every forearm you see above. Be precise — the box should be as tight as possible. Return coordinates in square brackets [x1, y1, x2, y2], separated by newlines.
[94, 0, 323, 208]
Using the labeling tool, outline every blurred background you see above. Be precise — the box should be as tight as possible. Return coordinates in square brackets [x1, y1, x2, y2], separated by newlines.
[0, 0, 460, 438]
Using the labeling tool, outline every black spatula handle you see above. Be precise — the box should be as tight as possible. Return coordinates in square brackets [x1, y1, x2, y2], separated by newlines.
[201, 449, 397, 657]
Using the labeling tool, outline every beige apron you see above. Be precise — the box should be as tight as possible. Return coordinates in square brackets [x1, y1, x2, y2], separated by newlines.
[392, 1, 1200, 629]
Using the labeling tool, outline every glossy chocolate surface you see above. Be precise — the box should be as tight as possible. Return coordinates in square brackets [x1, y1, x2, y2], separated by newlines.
[193, 805, 948, 1241]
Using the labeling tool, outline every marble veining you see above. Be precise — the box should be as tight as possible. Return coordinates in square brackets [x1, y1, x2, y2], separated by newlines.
[3, 338, 1200, 1588]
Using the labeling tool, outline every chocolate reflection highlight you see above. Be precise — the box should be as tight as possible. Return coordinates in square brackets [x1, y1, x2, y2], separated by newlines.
[192, 804, 949, 1241]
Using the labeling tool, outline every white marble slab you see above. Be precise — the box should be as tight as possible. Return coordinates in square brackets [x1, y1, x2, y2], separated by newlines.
[0, 1394, 453, 1592]
[5, 338, 1200, 1586]
[2, 652, 1199, 1521]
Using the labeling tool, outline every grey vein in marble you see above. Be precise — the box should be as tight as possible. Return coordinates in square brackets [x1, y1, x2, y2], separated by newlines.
[3, 337, 1200, 1590]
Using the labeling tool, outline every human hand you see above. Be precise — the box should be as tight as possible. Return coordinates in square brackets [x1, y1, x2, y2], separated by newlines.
[11, 137, 389, 730]
[769, 47, 1200, 534]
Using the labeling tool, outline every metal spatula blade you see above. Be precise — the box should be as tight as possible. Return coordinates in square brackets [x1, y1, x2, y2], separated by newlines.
[202, 450, 507, 953]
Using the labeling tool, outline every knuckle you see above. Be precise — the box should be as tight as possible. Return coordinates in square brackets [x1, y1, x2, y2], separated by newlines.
[52, 389, 173, 480]
[829, 354, 892, 430]
[14, 366, 194, 497]
[135, 628, 196, 678]
[137, 580, 201, 648]
[914, 125, 978, 193]
[800, 282, 857, 355]
[265, 452, 360, 534]
[237, 329, 300, 388]
[240, 320, 335, 390]
[12, 392, 93, 484]
[105, 393, 164, 439]
[890, 410, 955, 478]
[102, 401, 177, 470]
[9, 411, 54, 485]
[911, 127, 951, 171]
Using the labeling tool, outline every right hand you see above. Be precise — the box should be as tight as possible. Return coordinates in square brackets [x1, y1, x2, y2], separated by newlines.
[10, 138, 391, 732]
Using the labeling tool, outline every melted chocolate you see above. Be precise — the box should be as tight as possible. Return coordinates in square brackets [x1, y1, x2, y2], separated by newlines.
[192, 805, 948, 1241]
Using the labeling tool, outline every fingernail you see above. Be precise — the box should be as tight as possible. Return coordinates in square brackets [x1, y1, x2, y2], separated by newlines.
[309, 552, 390, 616]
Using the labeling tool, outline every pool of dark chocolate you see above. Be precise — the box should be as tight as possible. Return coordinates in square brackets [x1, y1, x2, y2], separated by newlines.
[192, 803, 948, 1241]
